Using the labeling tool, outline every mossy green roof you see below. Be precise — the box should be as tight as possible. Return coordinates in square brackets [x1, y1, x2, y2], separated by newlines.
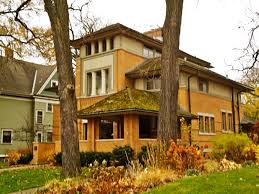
[78, 88, 195, 118]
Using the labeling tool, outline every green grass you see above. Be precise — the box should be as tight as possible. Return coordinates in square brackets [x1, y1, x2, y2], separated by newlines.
[147, 166, 259, 194]
[0, 168, 61, 193]
[0, 161, 8, 169]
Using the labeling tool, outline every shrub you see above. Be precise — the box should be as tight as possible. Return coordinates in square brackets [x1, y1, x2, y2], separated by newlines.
[7, 151, 21, 166]
[112, 145, 134, 166]
[166, 142, 204, 173]
[219, 158, 241, 171]
[17, 152, 33, 164]
[242, 143, 259, 162]
[203, 160, 219, 173]
[53, 152, 112, 167]
[212, 134, 252, 163]
[137, 145, 147, 165]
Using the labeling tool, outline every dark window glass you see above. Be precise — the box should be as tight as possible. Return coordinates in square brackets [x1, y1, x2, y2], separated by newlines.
[2, 131, 12, 143]
[199, 116, 204, 132]
[222, 112, 226, 131]
[83, 123, 87, 140]
[198, 79, 208, 93]
[210, 117, 215, 133]
[37, 111, 43, 124]
[100, 120, 113, 139]
[102, 40, 106, 51]
[47, 132, 52, 142]
[139, 116, 157, 139]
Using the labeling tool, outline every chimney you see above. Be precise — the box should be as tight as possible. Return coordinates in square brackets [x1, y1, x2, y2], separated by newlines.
[5, 48, 14, 58]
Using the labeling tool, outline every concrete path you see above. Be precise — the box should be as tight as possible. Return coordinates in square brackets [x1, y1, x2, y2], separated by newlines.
[0, 164, 51, 173]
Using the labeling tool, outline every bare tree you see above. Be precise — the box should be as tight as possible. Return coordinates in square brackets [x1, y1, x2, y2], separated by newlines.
[159, 0, 184, 146]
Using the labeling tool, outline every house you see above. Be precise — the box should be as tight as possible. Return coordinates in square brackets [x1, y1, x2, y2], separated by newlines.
[33, 23, 252, 163]
[0, 52, 58, 157]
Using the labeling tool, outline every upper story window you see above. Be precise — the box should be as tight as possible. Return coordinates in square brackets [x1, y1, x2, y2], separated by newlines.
[36, 110, 43, 124]
[146, 78, 161, 91]
[1, 129, 12, 144]
[51, 80, 58, 87]
[102, 39, 107, 52]
[85, 43, 91, 56]
[86, 68, 111, 96]
[47, 131, 52, 142]
[36, 131, 42, 142]
[46, 103, 53, 113]
[198, 78, 208, 93]
[94, 42, 99, 54]
[110, 37, 114, 50]
[143, 46, 154, 58]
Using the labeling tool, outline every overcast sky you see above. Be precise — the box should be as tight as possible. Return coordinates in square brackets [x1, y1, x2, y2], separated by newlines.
[86, 0, 259, 81]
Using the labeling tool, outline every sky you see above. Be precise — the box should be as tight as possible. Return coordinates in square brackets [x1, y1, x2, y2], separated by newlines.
[86, 0, 259, 81]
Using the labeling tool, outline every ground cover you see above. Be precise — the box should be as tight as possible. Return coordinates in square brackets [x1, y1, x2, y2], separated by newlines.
[0, 167, 61, 194]
[147, 165, 259, 194]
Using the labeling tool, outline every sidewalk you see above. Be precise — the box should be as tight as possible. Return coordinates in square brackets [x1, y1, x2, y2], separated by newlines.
[0, 164, 51, 173]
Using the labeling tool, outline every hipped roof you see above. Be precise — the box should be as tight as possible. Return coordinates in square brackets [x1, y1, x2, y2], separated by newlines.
[126, 57, 253, 92]
[78, 88, 196, 118]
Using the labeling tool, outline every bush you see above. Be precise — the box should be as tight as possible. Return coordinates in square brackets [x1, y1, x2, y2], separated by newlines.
[7, 151, 21, 166]
[166, 142, 204, 173]
[203, 160, 219, 173]
[242, 143, 259, 162]
[137, 146, 147, 165]
[54, 152, 112, 167]
[212, 134, 252, 163]
[17, 152, 33, 164]
[219, 158, 241, 171]
[112, 145, 134, 166]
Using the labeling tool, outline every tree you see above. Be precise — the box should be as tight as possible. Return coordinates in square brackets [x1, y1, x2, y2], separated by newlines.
[43, 0, 81, 177]
[158, 0, 184, 146]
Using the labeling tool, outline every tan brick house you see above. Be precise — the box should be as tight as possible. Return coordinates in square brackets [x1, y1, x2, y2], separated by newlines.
[33, 23, 252, 163]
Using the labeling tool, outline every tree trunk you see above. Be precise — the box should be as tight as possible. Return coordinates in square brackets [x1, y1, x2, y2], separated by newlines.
[44, 0, 81, 177]
[158, 0, 184, 147]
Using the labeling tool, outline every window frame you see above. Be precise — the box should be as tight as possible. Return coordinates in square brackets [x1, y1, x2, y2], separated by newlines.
[198, 78, 209, 93]
[198, 113, 216, 135]
[46, 131, 53, 142]
[1, 129, 13, 144]
[36, 110, 44, 124]
[50, 80, 58, 87]
[46, 103, 53, 113]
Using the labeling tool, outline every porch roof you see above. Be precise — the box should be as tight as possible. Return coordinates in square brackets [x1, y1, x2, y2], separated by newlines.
[78, 88, 196, 118]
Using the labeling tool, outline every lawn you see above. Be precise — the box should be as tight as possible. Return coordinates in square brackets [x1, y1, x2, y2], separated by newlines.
[0, 167, 61, 193]
[147, 166, 259, 194]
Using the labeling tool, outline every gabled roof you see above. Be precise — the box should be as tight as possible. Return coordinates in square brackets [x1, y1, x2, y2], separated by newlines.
[71, 23, 212, 68]
[126, 57, 253, 92]
[78, 88, 195, 118]
[0, 56, 56, 97]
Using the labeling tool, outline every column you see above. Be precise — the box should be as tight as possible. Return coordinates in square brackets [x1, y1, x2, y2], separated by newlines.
[91, 42, 95, 55]
[101, 69, 106, 94]
[98, 40, 103, 53]
[91, 71, 96, 96]
[106, 38, 110, 51]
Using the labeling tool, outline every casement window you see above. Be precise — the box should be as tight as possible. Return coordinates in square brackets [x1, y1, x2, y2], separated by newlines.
[227, 113, 233, 131]
[210, 117, 215, 133]
[99, 118, 124, 139]
[85, 43, 91, 56]
[146, 78, 161, 90]
[36, 111, 43, 124]
[46, 103, 53, 113]
[94, 42, 99, 54]
[222, 112, 226, 131]
[199, 116, 204, 133]
[198, 79, 208, 93]
[139, 116, 157, 139]
[83, 122, 88, 140]
[51, 80, 58, 87]
[1, 129, 12, 144]
[143, 46, 154, 58]
[222, 111, 233, 133]
[198, 113, 216, 135]
[47, 132, 52, 142]
[110, 37, 114, 50]
[102, 39, 107, 52]
[86, 69, 111, 96]
[36, 131, 42, 143]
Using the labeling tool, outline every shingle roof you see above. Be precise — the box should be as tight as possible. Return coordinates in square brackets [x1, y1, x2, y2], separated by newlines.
[78, 88, 195, 118]
[125, 57, 253, 91]
[0, 56, 56, 97]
